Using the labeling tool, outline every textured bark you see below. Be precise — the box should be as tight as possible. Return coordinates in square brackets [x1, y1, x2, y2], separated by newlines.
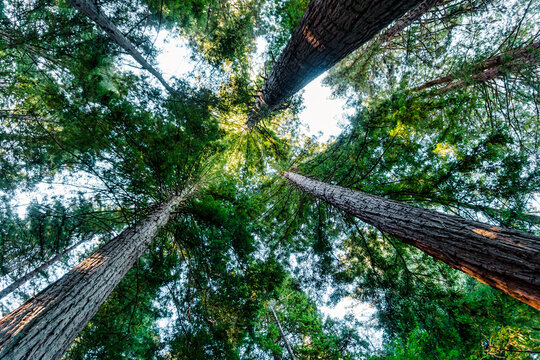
[269, 301, 296, 360]
[66, 0, 177, 96]
[283, 172, 540, 310]
[246, 0, 426, 128]
[0, 188, 195, 359]
[414, 41, 540, 92]
[0, 236, 90, 301]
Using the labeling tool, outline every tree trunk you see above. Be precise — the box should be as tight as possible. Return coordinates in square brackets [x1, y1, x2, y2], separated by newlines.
[413, 41, 540, 92]
[66, 0, 177, 96]
[0, 235, 92, 301]
[268, 301, 296, 360]
[283, 172, 540, 310]
[0, 188, 195, 359]
[246, 0, 426, 128]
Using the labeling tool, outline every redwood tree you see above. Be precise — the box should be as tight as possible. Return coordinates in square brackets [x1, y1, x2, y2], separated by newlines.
[246, 0, 427, 128]
[283, 171, 540, 310]
[0, 188, 196, 360]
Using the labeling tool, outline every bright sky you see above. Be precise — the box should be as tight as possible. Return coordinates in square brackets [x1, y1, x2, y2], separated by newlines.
[300, 75, 348, 141]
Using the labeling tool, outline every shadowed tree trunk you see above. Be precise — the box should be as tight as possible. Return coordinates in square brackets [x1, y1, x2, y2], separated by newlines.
[66, 0, 177, 96]
[246, 0, 427, 129]
[0, 235, 92, 300]
[283, 172, 540, 310]
[0, 187, 196, 360]
[413, 41, 540, 92]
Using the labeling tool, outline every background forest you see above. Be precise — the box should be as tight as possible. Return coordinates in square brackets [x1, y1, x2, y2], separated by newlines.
[0, 0, 539, 359]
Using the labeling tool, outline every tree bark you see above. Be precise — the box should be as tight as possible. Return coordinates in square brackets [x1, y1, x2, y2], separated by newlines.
[283, 172, 540, 310]
[413, 41, 540, 92]
[246, 0, 426, 129]
[0, 235, 91, 301]
[268, 301, 296, 360]
[0, 188, 195, 359]
[66, 0, 177, 96]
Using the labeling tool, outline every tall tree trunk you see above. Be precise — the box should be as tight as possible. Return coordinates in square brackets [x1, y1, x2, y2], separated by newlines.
[283, 172, 540, 310]
[0, 235, 92, 301]
[246, 0, 426, 129]
[0, 188, 195, 359]
[66, 0, 177, 96]
[268, 301, 296, 360]
[413, 41, 540, 92]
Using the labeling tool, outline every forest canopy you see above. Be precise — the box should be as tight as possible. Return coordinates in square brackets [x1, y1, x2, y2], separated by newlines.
[0, 0, 539, 359]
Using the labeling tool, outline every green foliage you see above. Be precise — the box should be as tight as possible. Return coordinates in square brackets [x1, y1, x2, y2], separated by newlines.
[143, 0, 260, 66]
[1, 0, 539, 359]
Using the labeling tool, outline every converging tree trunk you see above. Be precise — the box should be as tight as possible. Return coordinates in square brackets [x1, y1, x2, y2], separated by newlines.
[0, 235, 91, 301]
[66, 0, 177, 96]
[0, 188, 195, 359]
[413, 41, 540, 92]
[246, 0, 426, 128]
[283, 172, 540, 310]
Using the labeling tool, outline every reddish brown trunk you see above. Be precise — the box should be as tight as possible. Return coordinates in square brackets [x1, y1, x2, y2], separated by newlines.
[246, 0, 427, 128]
[283, 172, 540, 310]
[66, 0, 177, 96]
[414, 41, 540, 92]
[0, 188, 195, 359]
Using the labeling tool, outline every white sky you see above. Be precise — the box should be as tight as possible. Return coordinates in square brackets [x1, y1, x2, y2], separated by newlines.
[300, 75, 348, 141]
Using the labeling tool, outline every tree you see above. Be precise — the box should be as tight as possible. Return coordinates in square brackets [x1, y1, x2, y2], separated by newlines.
[333, 0, 444, 88]
[246, 0, 428, 128]
[282, 171, 540, 310]
[66, 0, 177, 95]
[324, 0, 539, 101]
[0, 186, 196, 360]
